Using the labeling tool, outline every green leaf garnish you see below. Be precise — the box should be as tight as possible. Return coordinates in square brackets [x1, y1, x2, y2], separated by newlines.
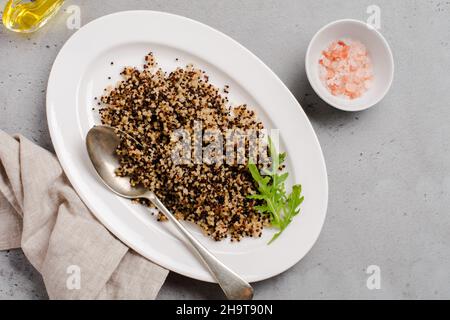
[247, 137, 304, 244]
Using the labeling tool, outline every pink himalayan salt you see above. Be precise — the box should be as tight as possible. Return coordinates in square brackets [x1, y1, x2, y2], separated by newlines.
[319, 39, 373, 100]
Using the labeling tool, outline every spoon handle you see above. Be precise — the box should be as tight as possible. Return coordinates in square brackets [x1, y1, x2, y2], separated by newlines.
[145, 193, 254, 300]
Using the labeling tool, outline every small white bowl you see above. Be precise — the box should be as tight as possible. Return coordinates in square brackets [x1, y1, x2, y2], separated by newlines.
[305, 19, 394, 111]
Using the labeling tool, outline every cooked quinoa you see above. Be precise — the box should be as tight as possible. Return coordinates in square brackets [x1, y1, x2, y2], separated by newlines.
[98, 52, 269, 241]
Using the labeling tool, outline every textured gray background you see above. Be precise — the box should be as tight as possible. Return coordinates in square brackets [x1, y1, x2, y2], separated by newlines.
[1, 0, 449, 299]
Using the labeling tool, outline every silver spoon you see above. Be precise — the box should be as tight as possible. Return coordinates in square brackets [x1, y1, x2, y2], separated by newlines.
[86, 125, 254, 300]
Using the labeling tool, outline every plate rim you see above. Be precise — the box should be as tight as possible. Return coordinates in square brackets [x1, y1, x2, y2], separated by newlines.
[46, 10, 329, 283]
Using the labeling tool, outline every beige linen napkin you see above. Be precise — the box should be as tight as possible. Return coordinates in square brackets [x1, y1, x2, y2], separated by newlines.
[0, 130, 168, 299]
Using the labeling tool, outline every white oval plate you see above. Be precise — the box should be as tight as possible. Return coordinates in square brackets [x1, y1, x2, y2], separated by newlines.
[47, 11, 328, 283]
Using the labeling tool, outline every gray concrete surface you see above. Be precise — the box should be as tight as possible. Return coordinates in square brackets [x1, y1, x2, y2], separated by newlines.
[1, 0, 449, 299]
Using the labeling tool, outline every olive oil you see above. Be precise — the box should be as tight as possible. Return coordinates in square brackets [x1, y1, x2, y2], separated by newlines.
[2, 0, 64, 33]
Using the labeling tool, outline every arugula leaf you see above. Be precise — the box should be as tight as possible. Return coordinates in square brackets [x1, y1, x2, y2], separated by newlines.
[247, 138, 304, 244]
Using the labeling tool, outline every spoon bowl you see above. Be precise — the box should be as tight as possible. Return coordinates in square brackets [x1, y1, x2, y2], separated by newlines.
[86, 125, 149, 199]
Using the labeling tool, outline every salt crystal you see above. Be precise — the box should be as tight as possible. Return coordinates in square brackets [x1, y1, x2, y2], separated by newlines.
[319, 39, 373, 100]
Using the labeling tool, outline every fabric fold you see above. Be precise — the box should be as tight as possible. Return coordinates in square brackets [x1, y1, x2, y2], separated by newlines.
[0, 130, 168, 299]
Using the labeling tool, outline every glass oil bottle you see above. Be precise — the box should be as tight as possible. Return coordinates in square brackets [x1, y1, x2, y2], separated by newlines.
[2, 0, 64, 33]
